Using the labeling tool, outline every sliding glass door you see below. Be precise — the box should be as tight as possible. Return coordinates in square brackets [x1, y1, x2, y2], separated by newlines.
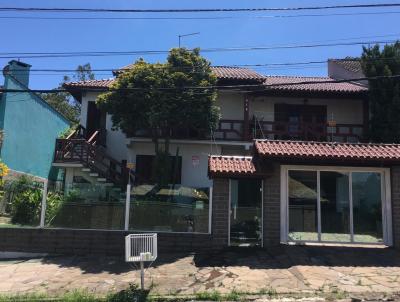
[284, 166, 390, 245]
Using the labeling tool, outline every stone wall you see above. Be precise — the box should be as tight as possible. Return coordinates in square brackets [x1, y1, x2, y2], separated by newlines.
[263, 164, 281, 246]
[0, 228, 212, 255]
[391, 166, 400, 248]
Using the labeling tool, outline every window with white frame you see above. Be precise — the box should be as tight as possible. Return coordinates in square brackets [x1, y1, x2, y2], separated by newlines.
[280, 166, 392, 246]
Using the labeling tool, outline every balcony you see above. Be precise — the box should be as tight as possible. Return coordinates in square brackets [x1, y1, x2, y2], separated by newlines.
[133, 119, 364, 143]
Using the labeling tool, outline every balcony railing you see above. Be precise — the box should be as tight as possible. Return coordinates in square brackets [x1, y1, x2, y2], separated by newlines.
[213, 119, 364, 142]
[132, 119, 364, 143]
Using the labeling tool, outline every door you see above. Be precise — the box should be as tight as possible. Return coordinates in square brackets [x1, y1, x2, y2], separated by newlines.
[86, 102, 106, 139]
[229, 179, 262, 247]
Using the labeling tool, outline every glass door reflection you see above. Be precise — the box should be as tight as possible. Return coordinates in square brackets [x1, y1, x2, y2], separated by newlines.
[230, 179, 262, 247]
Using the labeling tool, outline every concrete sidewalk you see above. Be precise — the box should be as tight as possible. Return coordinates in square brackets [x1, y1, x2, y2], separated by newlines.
[0, 245, 399, 299]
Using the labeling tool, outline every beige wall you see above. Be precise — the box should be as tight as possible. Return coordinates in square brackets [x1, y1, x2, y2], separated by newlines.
[249, 96, 364, 125]
[217, 91, 245, 120]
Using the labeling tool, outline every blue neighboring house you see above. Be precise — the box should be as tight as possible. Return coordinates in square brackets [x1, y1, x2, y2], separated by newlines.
[0, 60, 70, 180]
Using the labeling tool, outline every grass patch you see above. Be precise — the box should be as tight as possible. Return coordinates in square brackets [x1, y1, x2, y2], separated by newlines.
[194, 291, 222, 301]
[194, 290, 246, 302]
[0, 293, 47, 302]
[0, 284, 148, 302]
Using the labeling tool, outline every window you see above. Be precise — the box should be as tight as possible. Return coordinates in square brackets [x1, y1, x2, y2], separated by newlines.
[282, 166, 391, 245]
[288, 171, 318, 241]
[135, 155, 182, 185]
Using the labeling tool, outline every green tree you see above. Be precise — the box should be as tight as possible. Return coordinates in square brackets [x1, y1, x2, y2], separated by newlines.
[361, 42, 400, 143]
[74, 63, 95, 82]
[42, 64, 95, 123]
[97, 48, 219, 185]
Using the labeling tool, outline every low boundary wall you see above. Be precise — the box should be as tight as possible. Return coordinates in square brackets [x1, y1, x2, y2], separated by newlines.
[0, 228, 214, 255]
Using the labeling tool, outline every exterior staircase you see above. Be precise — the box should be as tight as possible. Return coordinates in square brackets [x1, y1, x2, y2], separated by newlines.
[53, 125, 129, 190]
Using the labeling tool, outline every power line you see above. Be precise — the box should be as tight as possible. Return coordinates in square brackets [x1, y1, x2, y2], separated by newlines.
[2, 4, 400, 13]
[1, 74, 397, 93]
[2, 11, 400, 20]
[0, 39, 397, 59]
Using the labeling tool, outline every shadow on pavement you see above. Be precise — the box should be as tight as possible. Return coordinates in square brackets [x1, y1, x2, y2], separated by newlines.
[35, 244, 400, 275]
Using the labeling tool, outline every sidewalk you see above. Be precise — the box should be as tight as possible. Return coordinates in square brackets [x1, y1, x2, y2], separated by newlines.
[0, 245, 399, 299]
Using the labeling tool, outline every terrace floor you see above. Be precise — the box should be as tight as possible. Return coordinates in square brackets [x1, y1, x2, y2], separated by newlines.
[0, 245, 400, 300]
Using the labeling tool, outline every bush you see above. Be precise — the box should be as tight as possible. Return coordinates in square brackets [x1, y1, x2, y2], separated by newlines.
[8, 176, 66, 226]
[9, 176, 42, 225]
[107, 284, 149, 302]
[45, 191, 65, 225]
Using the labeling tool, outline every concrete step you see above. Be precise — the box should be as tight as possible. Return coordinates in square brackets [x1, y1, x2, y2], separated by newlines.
[97, 178, 107, 182]
[104, 183, 114, 187]
[89, 173, 99, 177]
[82, 168, 91, 172]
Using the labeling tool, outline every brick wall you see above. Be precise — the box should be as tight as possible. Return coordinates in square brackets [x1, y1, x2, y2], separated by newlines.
[391, 166, 400, 248]
[0, 228, 213, 255]
[211, 178, 230, 248]
[263, 164, 281, 246]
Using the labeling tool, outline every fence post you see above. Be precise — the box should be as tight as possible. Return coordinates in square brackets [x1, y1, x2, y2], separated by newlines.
[124, 183, 131, 231]
[40, 179, 48, 228]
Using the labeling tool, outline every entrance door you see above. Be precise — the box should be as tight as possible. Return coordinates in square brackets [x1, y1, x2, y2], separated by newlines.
[229, 179, 262, 247]
[86, 102, 106, 139]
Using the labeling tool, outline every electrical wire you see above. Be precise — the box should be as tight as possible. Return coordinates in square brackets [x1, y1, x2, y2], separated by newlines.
[2, 11, 400, 20]
[0, 40, 397, 59]
[2, 4, 400, 13]
[4, 56, 400, 74]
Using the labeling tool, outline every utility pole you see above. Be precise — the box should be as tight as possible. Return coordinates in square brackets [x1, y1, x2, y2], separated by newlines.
[178, 32, 200, 48]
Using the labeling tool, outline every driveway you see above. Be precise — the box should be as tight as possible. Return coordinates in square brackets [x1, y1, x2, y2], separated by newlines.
[0, 245, 399, 299]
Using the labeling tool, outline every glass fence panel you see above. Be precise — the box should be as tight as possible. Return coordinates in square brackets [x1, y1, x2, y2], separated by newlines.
[0, 177, 43, 228]
[45, 183, 125, 230]
[288, 170, 318, 241]
[129, 185, 210, 233]
[352, 172, 383, 243]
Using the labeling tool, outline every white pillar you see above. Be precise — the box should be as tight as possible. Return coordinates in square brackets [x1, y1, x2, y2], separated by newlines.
[39, 179, 48, 228]
[124, 183, 131, 231]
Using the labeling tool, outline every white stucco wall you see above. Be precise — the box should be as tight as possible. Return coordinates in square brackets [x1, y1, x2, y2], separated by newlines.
[80, 92, 127, 162]
[250, 96, 364, 124]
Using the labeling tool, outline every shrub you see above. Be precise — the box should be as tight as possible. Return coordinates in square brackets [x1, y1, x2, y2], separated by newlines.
[9, 176, 42, 225]
[45, 191, 65, 225]
[107, 284, 149, 302]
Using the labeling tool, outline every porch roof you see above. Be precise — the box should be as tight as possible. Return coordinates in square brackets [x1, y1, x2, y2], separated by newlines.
[208, 156, 257, 177]
[209, 140, 400, 177]
[255, 140, 400, 162]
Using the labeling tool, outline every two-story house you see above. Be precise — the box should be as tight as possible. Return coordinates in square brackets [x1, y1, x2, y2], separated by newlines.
[52, 59, 400, 250]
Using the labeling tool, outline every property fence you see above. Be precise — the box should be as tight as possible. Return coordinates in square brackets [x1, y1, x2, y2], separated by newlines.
[0, 177, 212, 234]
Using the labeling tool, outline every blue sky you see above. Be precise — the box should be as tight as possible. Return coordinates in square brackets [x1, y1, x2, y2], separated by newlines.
[3, 0, 400, 89]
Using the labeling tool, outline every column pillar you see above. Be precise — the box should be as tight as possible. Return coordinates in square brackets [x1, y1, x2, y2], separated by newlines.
[243, 96, 250, 141]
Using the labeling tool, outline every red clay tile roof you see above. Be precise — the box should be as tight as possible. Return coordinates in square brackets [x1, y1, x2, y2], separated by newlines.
[63, 79, 115, 89]
[64, 66, 265, 90]
[329, 59, 362, 73]
[117, 65, 265, 81]
[208, 156, 257, 176]
[263, 76, 367, 93]
[255, 140, 400, 162]
[211, 66, 265, 81]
